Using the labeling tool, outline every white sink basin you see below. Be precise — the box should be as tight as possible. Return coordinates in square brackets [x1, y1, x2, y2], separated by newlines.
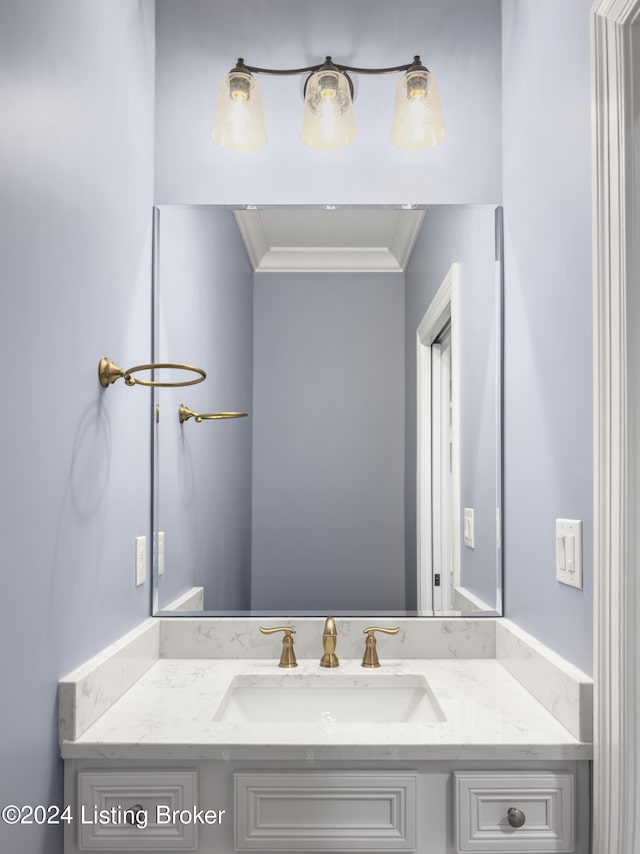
[213, 674, 445, 723]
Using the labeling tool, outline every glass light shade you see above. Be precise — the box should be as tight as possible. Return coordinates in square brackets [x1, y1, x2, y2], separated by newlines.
[389, 69, 446, 150]
[211, 71, 267, 152]
[300, 69, 357, 150]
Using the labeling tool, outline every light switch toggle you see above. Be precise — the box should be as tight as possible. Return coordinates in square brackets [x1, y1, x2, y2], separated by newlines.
[556, 533, 566, 572]
[555, 519, 583, 589]
[566, 535, 576, 573]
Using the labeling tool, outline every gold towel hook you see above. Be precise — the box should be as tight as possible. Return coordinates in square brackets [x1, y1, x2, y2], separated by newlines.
[99, 358, 206, 389]
[178, 404, 248, 423]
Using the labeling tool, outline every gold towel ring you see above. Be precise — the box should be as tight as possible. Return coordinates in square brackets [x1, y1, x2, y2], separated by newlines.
[179, 404, 248, 423]
[99, 358, 206, 389]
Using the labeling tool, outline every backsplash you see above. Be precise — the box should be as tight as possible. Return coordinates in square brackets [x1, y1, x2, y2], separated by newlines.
[159, 617, 496, 661]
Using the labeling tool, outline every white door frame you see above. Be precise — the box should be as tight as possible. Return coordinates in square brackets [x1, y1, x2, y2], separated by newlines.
[592, 1, 640, 851]
[431, 329, 454, 612]
[416, 263, 461, 613]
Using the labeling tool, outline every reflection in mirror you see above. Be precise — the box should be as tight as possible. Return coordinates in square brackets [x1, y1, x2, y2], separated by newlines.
[152, 205, 502, 617]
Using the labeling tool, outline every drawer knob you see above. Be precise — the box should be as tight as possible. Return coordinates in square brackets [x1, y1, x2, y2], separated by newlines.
[507, 807, 526, 828]
[126, 804, 145, 828]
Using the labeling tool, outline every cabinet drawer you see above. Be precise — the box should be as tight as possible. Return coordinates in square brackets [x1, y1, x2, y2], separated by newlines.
[77, 770, 198, 851]
[454, 772, 575, 853]
[234, 771, 417, 851]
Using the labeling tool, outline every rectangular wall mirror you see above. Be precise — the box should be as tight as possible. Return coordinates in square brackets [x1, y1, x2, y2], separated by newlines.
[151, 204, 503, 617]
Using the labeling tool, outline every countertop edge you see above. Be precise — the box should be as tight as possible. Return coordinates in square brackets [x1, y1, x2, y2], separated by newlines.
[60, 740, 593, 762]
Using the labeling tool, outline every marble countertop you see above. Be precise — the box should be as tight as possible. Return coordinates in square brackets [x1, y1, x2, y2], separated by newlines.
[61, 657, 592, 762]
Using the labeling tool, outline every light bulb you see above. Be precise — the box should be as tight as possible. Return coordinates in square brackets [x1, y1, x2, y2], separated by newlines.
[229, 73, 251, 101]
[406, 71, 428, 99]
[318, 73, 339, 101]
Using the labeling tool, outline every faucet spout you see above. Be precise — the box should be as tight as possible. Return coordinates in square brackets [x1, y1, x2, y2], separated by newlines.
[320, 616, 339, 668]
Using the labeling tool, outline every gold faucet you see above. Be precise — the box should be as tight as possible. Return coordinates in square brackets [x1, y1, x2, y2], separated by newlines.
[320, 616, 339, 668]
[259, 626, 297, 668]
[361, 626, 400, 668]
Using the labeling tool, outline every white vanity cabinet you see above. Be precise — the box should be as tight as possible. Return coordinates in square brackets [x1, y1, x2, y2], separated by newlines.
[62, 758, 590, 854]
[59, 622, 593, 854]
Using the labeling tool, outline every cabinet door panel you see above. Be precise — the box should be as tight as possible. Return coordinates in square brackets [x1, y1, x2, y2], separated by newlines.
[234, 771, 417, 851]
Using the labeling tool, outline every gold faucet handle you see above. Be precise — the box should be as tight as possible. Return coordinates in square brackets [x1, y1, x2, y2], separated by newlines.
[361, 627, 400, 668]
[259, 626, 297, 668]
[259, 626, 295, 636]
[363, 626, 401, 637]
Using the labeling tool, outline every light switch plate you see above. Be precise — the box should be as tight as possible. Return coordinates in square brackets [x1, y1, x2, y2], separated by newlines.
[556, 519, 583, 589]
[135, 536, 146, 587]
[464, 508, 475, 549]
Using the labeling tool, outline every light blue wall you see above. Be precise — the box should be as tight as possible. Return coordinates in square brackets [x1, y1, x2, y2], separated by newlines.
[502, 0, 593, 674]
[154, 0, 502, 206]
[251, 273, 406, 611]
[0, 6, 596, 851]
[155, 207, 253, 610]
[405, 206, 500, 609]
[0, 2, 155, 852]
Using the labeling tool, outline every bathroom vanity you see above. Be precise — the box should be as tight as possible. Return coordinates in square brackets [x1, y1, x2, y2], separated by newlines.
[59, 618, 592, 853]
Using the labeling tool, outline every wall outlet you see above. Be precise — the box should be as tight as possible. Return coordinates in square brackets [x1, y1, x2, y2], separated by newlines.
[135, 536, 146, 586]
[158, 531, 165, 576]
[555, 519, 583, 589]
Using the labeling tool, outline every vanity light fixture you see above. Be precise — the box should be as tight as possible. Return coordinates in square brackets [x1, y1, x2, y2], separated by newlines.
[210, 55, 446, 152]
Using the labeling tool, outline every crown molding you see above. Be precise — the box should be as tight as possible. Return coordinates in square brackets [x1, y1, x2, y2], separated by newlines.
[233, 209, 425, 273]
